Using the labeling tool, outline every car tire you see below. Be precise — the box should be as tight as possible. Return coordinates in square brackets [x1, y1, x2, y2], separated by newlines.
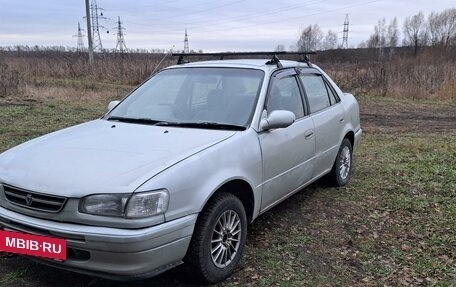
[185, 192, 247, 284]
[329, 138, 353, 186]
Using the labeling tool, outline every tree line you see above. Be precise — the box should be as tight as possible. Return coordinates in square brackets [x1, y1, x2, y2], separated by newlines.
[296, 8, 456, 56]
[1, 8, 454, 56]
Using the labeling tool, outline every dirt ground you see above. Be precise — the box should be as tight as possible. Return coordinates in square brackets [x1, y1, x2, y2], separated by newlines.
[358, 97, 456, 134]
[0, 95, 455, 287]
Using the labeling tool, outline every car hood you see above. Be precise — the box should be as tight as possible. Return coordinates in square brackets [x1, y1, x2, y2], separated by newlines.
[0, 120, 236, 197]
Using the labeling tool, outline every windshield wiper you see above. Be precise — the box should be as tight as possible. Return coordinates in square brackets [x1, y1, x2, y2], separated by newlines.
[107, 117, 245, 130]
[169, 122, 246, 131]
[107, 116, 165, 125]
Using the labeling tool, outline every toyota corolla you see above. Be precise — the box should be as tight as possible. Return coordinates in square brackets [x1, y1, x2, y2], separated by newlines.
[0, 52, 361, 283]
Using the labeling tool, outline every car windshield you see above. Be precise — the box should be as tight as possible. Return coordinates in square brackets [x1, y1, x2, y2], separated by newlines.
[108, 67, 265, 129]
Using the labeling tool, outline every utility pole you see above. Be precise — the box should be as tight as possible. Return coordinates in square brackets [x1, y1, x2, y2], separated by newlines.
[183, 29, 189, 53]
[73, 22, 85, 52]
[115, 16, 127, 53]
[342, 14, 349, 49]
[85, 0, 94, 64]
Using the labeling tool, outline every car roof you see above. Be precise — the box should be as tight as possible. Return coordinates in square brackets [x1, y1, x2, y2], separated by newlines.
[166, 59, 311, 72]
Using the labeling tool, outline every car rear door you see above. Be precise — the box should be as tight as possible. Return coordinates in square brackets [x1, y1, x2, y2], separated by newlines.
[298, 68, 345, 178]
[258, 69, 315, 211]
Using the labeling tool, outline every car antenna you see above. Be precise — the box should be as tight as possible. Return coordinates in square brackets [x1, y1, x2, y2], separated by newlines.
[151, 45, 175, 75]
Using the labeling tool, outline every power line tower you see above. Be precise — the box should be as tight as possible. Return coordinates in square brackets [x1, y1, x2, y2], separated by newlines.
[115, 16, 127, 53]
[342, 14, 349, 49]
[90, 0, 106, 52]
[73, 22, 85, 52]
[183, 29, 189, 53]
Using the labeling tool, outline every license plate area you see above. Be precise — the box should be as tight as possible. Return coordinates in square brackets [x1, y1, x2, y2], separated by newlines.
[0, 230, 67, 261]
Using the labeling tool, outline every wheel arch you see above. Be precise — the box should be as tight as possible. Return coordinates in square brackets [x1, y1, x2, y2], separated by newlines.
[344, 130, 355, 148]
[204, 179, 255, 224]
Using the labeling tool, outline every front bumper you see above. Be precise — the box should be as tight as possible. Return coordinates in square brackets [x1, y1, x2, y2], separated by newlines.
[0, 206, 196, 280]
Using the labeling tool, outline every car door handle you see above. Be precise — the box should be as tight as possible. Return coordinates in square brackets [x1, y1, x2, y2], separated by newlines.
[304, 130, 314, 140]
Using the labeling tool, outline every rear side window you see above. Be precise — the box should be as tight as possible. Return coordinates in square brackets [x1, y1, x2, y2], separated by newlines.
[300, 74, 331, 113]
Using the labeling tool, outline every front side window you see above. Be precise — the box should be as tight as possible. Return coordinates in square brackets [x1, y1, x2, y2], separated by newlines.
[108, 68, 264, 127]
[300, 74, 331, 113]
[267, 76, 305, 119]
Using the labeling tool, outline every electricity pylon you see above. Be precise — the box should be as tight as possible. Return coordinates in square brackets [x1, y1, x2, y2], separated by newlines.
[183, 29, 189, 53]
[73, 22, 85, 52]
[115, 16, 127, 53]
[90, 0, 106, 52]
[342, 14, 349, 49]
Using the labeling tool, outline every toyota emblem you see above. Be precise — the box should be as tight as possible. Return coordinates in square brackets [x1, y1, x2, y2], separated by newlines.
[25, 193, 33, 206]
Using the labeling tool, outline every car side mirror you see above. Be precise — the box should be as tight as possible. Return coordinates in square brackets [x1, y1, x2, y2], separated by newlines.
[260, 110, 295, 131]
[108, 100, 120, 112]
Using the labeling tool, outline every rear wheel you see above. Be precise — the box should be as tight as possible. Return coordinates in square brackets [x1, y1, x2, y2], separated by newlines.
[186, 192, 247, 284]
[329, 138, 353, 186]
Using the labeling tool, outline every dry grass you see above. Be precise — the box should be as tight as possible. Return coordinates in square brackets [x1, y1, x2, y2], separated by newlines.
[0, 63, 25, 96]
[1, 48, 455, 101]
[1, 51, 174, 87]
[315, 47, 456, 100]
[320, 55, 456, 101]
[24, 82, 131, 103]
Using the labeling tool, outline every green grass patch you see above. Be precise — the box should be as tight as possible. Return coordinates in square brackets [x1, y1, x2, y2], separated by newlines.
[0, 92, 455, 286]
[0, 269, 28, 285]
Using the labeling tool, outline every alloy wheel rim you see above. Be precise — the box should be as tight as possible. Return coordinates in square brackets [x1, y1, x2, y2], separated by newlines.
[211, 210, 242, 268]
[339, 146, 351, 180]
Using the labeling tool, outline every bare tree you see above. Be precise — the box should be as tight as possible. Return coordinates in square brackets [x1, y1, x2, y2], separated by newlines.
[387, 18, 399, 47]
[367, 18, 387, 58]
[274, 44, 286, 52]
[322, 30, 338, 50]
[357, 40, 367, 49]
[428, 11, 442, 46]
[403, 12, 428, 56]
[297, 24, 323, 52]
[366, 32, 380, 49]
[367, 18, 386, 47]
[428, 8, 456, 50]
[387, 17, 399, 57]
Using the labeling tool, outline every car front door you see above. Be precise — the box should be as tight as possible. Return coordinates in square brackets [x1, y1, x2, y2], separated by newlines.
[258, 69, 316, 211]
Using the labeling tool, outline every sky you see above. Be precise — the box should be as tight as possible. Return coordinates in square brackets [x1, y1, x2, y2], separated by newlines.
[0, 0, 454, 52]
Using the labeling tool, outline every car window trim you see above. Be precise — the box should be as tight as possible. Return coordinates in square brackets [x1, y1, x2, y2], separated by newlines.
[323, 78, 341, 103]
[297, 67, 322, 75]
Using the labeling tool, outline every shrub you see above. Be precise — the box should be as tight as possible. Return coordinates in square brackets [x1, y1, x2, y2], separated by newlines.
[0, 63, 25, 97]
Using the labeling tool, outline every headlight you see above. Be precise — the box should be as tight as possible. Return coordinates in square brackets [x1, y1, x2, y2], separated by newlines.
[80, 189, 169, 218]
[125, 190, 169, 218]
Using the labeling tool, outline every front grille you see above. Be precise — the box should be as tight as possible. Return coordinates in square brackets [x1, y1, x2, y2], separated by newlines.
[3, 184, 67, 213]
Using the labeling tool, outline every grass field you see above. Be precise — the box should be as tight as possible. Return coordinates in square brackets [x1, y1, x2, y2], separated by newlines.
[0, 81, 455, 286]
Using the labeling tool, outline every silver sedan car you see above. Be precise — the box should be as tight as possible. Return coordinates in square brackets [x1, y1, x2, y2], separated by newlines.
[0, 54, 361, 283]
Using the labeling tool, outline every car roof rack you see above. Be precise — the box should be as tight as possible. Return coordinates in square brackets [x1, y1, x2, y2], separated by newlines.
[172, 51, 316, 68]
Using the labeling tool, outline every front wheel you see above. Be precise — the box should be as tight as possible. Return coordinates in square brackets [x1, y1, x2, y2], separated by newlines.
[185, 192, 247, 284]
[329, 138, 353, 186]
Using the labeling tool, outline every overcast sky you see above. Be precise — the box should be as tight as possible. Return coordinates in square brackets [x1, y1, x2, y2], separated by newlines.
[0, 0, 454, 52]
